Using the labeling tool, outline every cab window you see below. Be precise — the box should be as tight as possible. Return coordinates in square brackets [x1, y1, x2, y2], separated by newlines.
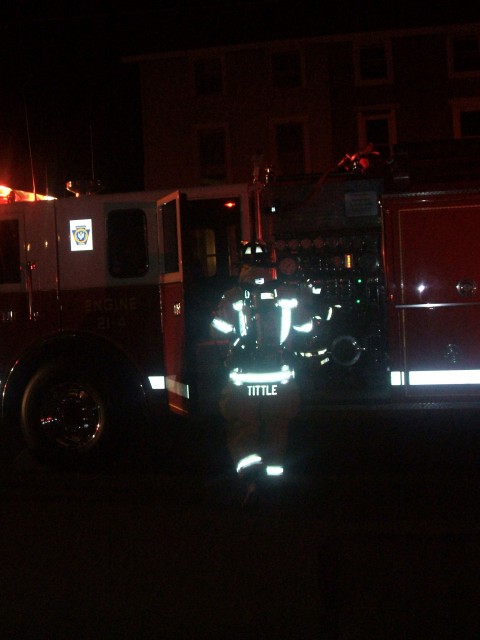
[0, 219, 21, 284]
[107, 208, 148, 278]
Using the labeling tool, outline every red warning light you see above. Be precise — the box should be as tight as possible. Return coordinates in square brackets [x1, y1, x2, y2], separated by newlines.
[224, 201, 236, 208]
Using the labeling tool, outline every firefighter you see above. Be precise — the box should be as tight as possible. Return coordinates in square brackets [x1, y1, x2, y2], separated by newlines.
[211, 241, 300, 506]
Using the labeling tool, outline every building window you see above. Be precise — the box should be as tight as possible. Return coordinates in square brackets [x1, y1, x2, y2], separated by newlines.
[448, 33, 480, 76]
[0, 219, 21, 284]
[271, 51, 303, 88]
[460, 110, 480, 137]
[197, 127, 228, 183]
[452, 98, 480, 138]
[194, 58, 223, 95]
[275, 121, 306, 176]
[357, 109, 396, 160]
[107, 209, 148, 278]
[354, 40, 393, 85]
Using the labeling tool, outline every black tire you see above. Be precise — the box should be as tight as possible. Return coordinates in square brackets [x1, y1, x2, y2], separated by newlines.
[21, 360, 124, 468]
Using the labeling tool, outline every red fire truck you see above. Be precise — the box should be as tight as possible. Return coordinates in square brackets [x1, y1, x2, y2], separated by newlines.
[1, 141, 480, 467]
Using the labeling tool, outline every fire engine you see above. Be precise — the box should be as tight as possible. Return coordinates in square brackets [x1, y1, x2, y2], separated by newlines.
[1, 140, 480, 467]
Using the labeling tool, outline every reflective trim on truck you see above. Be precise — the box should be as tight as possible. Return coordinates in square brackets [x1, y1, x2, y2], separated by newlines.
[148, 376, 166, 390]
[166, 376, 190, 399]
[391, 370, 480, 386]
[148, 375, 190, 398]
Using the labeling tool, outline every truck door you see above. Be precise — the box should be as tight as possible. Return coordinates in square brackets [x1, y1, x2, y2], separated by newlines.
[181, 195, 243, 411]
[181, 196, 241, 341]
[384, 192, 480, 396]
[157, 192, 188, 415]
[0, 201, 59, 376]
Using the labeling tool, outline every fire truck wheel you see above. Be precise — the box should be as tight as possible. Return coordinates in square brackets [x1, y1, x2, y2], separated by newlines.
[21, 360, 122, 467]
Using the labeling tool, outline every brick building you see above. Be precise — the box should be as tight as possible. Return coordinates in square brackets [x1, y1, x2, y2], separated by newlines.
[126, 21, 480, 190]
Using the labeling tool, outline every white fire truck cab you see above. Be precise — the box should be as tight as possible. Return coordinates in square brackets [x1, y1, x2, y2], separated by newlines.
[0, 184, 251, 465]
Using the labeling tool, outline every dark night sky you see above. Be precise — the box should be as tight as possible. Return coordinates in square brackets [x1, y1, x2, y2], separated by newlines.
[1, 1, 478, 197]
[1, 2, 146, 196]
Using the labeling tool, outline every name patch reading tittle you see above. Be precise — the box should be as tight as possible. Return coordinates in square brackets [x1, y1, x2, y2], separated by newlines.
[247, 384, 278, 397]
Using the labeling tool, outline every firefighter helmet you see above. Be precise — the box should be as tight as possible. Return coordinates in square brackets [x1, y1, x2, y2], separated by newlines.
[240, 241, 269, 264]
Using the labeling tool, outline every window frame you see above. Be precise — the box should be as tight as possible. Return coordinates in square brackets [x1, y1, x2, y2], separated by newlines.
[353, 38, 393, 86]
[356, 106, 397, 160]
[451, 97, 480, 139]
[269, 48, 305, 89]
[194, 124, 231, 184]
[192, 55, 226, 96]
[448, 31, 480, 78]
[271, 117, 310, 177]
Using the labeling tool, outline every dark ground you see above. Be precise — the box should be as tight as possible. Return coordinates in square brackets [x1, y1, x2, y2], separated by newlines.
[1, 408, 480, 639]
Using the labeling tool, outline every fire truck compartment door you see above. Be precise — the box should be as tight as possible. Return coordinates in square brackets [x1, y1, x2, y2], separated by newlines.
[393, 197, 480, 387]
[157, 191, 188, 414]
[0, 201, 59, 366]
[0, 201, 60, 382]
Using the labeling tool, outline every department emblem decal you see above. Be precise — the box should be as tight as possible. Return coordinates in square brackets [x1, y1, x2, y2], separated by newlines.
[72, 225, 90, 245]
[69, 218, 93, 251]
